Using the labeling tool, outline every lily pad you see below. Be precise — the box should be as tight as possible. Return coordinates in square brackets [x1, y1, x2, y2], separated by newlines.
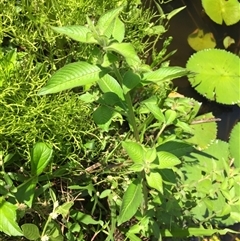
[186, 49, 240, 105]
[202, 0, 240, 25]
[187, 28, 216, 51]
[186, 112, 218, 150]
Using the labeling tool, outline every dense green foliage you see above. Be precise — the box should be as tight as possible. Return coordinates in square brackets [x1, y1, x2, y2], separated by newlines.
[0, 0, 240, 241]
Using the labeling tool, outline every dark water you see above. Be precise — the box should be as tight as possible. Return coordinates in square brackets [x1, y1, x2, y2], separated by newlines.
[149, 0, 240, 141]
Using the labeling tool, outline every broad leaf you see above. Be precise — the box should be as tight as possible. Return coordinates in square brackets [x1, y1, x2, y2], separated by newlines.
[186, 112, 218, 149]
[122, 70, 141, 94]
[21, 224, 40, 240]
[0, 200, 23, 236]
[31, 142, 53, 176]
[187, 28, 216, 51]
[156, 141, 195, 157]
[38, 62, 102, 95]
[97, 74, 124, 100]
[122, 141, 144, 164]
[202, 0, 240, 25]
[105, 43, 141, 67]
[71, 210, 103, 225]
[161, 227, 240, 237]
[229, 122, 240, 168]
[164, 109, 177, 125]
[144, 101, 165, 123]
[118, 179, 143, 226]
[93, 105, 114, 130]
[143, 66, 188, 83]
[112, 17, 125, 42]
[157, 151, 181, 169]
[15, 177, 38, 208]
[146, 172, 163, 193]
[51, 25, 97, 43]
[55, 201, 74, 217]
[186, 49, 240, 105]
[96, 7, 123, 38]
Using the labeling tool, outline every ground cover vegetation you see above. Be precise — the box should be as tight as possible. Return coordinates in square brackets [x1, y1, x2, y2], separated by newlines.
[0, 0, 240, 240]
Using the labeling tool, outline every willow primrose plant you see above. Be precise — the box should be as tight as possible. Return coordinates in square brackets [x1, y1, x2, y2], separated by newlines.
[38, 7, 240, 240]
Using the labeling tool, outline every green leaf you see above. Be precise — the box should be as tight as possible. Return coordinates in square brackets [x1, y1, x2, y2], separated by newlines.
[164, 109, 177, 125]
[167, 6, 186, 20]
[71, 210, 103, 226]
[122, 70, 141, 94]
[186, 112, 218, 149]
[144, 98, 165, 123]
[143, 66, 188, 83]
[157, 151, 181, 169]
[96, 7, 123, 37]
[229, 122, 240, 168]
[201, 0, 240, 25]
[15, 176, 38, 208]
[38, 62, 102, 95]
[0, 200, 23, 236]
[31, 142, 53, 176]
[55, 201, 74, 217]
[118, 179, 143, 226]
[105, 43, 141, 67]
[97, 74, 124, 100]
[112, 17, 125, 42]
[186, 49, 240, 105]
[93, 105, 114, 128]
[156, 141, 195, 157]
[161, 227, 240, 237]
[51, 25, 97, 43]
[122, 141, 144, 164]
[21, 224, 40, 240]
[187, 28, 216, 51]
[146, 172, 163, 193]
[144, 148, 157, 163]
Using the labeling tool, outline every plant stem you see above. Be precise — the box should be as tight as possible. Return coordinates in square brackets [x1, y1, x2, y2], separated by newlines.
[112, 63, 140, 142]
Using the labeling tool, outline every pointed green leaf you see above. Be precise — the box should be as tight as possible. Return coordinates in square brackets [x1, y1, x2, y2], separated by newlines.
[144, 101, 165, 123]
[122, 141, 144, 164]
[118, 179, 143, 226]
[122, 70, 141, 94]
[105, 43, 141, 67]
[167, 6, 186, 20]
[143, 66, 188, 83]
[202, 0, 240, 25]
[186, 49, 240, 105]
[144, 148, 157, 163]
[31, 142, 52, 176]
[112, 17, 125, 42]
[93, 105, 114, 130]
[15, 177, 38, 207]
[96, 7, 123, 37]
[38, 62, 102, 95]
[56, 201, 74, 217]
[146, 172, 163, 193]
[161, 227, 240, 237]
[21, 224, 40, 240]
[71, 210, 103, 225]
[157, 151, 181, 169]
[51, 25, 97, 43]
[229, 122, 240, 168]
[0, 200, 23, 236]
[164, 109, 177, 125]
[97, 74, 124, 100]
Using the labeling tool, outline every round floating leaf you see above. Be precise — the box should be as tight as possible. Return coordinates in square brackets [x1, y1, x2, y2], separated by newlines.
[186, 112, 217, 149]
[229, 122, 240, 168]
[201, 0, 240, 25]
[187, 29, 216, 51]
[223, 36, 235, 49]
[186, 49, 240, 105]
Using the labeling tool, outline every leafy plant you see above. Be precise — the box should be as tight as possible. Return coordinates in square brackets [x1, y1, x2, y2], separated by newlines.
[36, 6, 240, 241]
